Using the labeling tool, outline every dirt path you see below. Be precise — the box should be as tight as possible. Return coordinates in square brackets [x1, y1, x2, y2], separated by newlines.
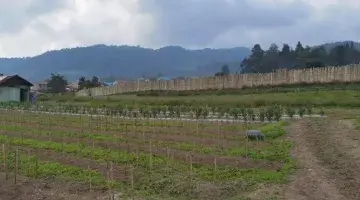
[284, 118, 360, 200]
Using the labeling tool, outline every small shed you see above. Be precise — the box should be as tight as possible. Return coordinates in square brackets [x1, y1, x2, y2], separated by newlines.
[0, 75, 33, 102]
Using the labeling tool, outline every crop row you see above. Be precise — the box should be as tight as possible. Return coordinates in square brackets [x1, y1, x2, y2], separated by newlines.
[0, 102, 325, 121]
[0, 121, 289, 161]
[0, 110, 258, 133]
[0, 130, 293, 182]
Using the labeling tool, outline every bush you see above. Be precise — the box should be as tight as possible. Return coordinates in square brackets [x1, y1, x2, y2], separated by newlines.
[285, 107, 295, 118]
[298, 107, 306, 117]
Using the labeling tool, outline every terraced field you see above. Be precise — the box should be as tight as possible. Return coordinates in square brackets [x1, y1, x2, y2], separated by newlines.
[0, 109, 294, 200]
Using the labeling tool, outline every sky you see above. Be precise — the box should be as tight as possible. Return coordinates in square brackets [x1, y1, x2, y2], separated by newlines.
[0, 0, 359, 57]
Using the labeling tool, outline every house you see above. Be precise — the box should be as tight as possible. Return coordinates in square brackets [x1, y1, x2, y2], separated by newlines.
[31, 80, 48, 93]
[0, 75, 33, 102]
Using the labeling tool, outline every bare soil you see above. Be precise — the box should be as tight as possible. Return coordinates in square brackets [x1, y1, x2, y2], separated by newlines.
[0, 172, 110, 200]
[283, 118, 360, 200]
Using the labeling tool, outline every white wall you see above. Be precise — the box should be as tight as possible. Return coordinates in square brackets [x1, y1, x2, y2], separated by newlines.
[0, 87, 20, 102]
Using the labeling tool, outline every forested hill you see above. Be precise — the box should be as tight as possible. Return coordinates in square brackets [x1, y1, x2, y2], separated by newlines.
[240, 41, 360, 73]
[0, 41, 359, 83]
[0, 45, 250, 82]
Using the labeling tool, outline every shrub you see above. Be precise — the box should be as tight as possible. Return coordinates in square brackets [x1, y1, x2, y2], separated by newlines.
[247, 108, 256, 121]
[285, 107, 295, 118]
[259, 108, 265, 122]
[306, 105, 313, 116]
[265, 106, 274, 121]
[298, 107, 306, 117]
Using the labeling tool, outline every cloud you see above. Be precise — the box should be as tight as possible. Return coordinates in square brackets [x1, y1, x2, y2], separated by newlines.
[142, 0, 312, 47]
[0, 0, 155, 57]
[0, 0, 359, 57]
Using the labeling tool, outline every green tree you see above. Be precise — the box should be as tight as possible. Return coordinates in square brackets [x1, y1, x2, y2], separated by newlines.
[262, 43, 280, 71]
[221, 64, 230, 75]
[246, 44, 265, 73]
[78, 76, 86, 90]
[91, 76, 100, 87]
[47, 73, 68, 93]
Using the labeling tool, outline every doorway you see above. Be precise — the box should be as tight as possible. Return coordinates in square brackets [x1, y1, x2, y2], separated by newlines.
[20, 88, 27, 102]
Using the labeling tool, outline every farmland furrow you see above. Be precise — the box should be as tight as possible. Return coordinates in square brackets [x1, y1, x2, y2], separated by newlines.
[0, 121, 248, 142]
[0, 130, 283, 170]
[13, 146, 129, 181]
[2, 108, 320, 123]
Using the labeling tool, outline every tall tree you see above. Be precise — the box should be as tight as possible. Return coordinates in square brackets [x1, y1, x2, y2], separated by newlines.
[295, 41, 305, 53]
[244, 44, 265, 73]
[262, 43, 280, 71]
[47, 73, 68, 93]
[221, 64, 230, 75]
[78, 76, 86, 90]
[91, 76, 100, 87]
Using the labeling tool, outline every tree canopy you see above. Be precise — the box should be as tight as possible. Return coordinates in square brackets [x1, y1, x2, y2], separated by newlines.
[78, 76, 101, 90]
[46, 73, 68, 93]
[240, 41, 360, 73]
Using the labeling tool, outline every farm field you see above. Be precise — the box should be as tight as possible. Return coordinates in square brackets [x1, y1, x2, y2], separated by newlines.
[38, 83, 360, 108]
[0, 106, 295, 199]
[1, 95, 360, 199]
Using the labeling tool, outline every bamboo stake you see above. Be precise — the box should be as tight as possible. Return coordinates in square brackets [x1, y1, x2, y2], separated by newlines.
[213, 157, 217, 183]
[14, 146, 19, 184]
[88, 165, 92, 193]
[2, 144, 8, 180]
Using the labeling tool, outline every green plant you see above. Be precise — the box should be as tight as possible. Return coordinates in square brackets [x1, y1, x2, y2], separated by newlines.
[247, 108, 256, 121]
[265, 106, 274, 121]
[306, 105, 313, 116]
[258, 108, 265, 122]
[239, 107, 247, 121]
[272, 104, 283, 121]
[285, 107, 295, 118]
[298, 107, 306, 117]
[229, 108, 239, 119]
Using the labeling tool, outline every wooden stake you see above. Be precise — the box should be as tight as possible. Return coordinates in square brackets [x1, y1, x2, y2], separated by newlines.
[2, 144, 8, 180]
[149, 141, 153, 172]
[88, 165, 92, 193]
[213, 157, 217, 183]
[14, 147, 19, 184]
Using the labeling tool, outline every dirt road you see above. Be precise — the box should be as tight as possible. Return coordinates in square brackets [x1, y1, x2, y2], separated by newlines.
[284, 118, 360, 200]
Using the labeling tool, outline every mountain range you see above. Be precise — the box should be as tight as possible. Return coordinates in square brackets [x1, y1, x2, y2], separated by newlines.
[0, 45, 250, 83]
[0, 41, 359, 83]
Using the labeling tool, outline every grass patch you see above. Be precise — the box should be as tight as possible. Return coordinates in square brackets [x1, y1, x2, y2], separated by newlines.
[36, 90, 360, 108]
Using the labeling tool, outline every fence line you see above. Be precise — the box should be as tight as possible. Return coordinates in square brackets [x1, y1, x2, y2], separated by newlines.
[76, 64, 360, 97]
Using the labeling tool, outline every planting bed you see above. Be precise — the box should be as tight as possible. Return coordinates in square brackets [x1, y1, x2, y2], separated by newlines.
[0, 108, 295, 199]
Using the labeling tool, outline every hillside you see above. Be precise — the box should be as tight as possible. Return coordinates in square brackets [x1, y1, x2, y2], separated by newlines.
[1, 41, 358, 83]
[0, 45, 250, 82]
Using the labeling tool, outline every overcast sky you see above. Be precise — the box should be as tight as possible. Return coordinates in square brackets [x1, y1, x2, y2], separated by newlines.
[0, 0, 359, 57]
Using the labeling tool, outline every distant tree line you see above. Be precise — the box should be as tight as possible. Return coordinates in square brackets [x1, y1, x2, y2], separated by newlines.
[239, 41, 360, 74]
[44, 74, 101, 93]
[78, 76, 101, 90]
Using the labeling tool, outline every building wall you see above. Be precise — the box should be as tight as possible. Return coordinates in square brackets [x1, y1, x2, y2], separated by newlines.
[0, 85, 30, 102]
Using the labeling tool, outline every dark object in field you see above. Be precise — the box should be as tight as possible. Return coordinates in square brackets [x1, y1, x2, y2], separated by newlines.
[245, 130, 265, 141]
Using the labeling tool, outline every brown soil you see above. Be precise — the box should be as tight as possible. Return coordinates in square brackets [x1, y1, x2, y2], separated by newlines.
[283, 118, 360, 200]
[0, 172, 110, 200]
[0, 130, 281, 170]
